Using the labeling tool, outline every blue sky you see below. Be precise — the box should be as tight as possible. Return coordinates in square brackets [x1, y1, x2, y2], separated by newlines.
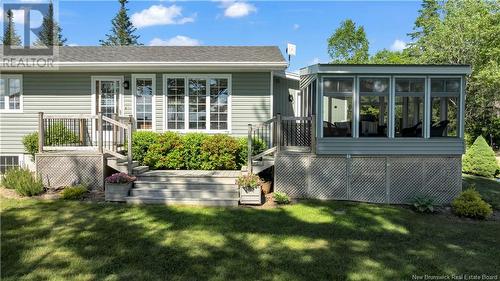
[4, 0, 422, 71]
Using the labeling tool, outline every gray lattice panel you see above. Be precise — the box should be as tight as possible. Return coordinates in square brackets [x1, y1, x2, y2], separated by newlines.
[422, 157, 462, 203]
[310, 157, 348, 199]
[350, 157, 387, 203]
[36, 153, 104, 190]
[274, 154, 309, 198]
[388, 157, 425, 204]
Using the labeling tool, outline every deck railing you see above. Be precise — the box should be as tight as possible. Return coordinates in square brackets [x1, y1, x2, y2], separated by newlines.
[38, 112, 134, 174]
[247, 114, 315, 173]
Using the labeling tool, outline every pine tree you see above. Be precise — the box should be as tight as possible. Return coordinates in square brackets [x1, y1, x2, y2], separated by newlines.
[407, 0, 442, 46]
[2, 9, 22, 46]
[100, 0, 141, 46]
[35, 2, 67, 46]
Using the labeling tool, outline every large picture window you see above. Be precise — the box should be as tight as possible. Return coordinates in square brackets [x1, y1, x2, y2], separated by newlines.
[0, 75, 22, 112]
[430, 78, 461, 137]
[165, 75, 230, 132]
[359, 78, 389, 137]
[133, 75, 155, 130]
[395, 78, 425, 137]
[322, 77, 354, 137]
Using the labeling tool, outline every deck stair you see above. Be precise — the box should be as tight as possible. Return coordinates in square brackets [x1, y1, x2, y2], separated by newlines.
[106, 156, 149, 175]
[125, 170, 241, 206]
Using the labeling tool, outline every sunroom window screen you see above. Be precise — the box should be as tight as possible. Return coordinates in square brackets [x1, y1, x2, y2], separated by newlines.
[395, 78, 425, 138]
[359, 78, 389, 137]
[322, 78, 354, 137]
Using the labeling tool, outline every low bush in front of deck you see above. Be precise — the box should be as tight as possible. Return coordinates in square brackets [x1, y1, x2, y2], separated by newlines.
[131, 131, 266, 170]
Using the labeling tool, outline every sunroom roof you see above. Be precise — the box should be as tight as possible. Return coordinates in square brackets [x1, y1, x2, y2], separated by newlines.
[300, 64, 472, 76]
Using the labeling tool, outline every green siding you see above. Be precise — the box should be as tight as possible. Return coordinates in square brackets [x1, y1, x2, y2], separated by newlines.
[0, 71, 271, 154]
[273, 76, 299, 117]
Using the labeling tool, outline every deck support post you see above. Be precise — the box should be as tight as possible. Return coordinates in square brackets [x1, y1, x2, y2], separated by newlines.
[97, 112, 103, 153]
[38, 112, 44, 153]
[127, 115, 133, 175]
[247, 124, 253, 174]
[311, 114, 316, 154]
[276, 113, 281, 153]
[79, 118, 85, 145]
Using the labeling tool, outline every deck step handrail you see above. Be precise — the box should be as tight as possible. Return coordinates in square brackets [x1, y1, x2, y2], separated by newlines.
[247, 114, 315, 173]
[38, 112, 135, 174]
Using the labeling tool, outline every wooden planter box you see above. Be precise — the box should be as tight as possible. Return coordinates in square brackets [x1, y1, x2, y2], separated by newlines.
[239, 186, 262, 205]
[105, 182, 133, 202]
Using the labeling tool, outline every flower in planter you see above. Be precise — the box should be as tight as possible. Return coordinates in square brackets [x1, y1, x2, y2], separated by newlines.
[236, 173, 262, 190]
[105, 173, 137, 184]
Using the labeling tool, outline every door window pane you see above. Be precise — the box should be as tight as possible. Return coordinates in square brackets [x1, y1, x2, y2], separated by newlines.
[209, 78, 228, 130]
[188, 79, 206, 130]
[135, 78, 153, 130]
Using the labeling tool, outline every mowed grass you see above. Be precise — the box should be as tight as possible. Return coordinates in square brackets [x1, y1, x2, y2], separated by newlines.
[1, 194, 499, 281]
[463, 174, 500, 210]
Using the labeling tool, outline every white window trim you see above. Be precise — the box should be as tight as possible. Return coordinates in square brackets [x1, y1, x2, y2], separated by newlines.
[320, 75, 356, 139]
[90, 76, 125, 116]
[0, 154, 24, 173]
[0, 74, 23, 113]
[163, 74, 232, 134]
[132, 74, 156, 132]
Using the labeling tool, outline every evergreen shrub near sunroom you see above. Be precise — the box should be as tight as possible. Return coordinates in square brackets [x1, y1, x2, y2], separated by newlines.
[462, 136, 498, 178]
[133, 132, 266, 170]
[452, 188, 492, 219]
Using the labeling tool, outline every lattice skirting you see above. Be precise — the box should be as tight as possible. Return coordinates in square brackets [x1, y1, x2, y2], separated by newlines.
[36, 153, 104, 190]
[275, 154, 462, 204]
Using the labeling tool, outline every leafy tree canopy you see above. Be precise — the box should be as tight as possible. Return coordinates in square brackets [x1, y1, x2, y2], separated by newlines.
[327, 19, 369, 63]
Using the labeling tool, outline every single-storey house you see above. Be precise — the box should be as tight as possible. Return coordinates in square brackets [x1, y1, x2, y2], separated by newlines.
[0, 46, 470, 205]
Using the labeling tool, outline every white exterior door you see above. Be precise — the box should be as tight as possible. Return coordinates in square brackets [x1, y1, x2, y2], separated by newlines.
[92, 77, 123, 145]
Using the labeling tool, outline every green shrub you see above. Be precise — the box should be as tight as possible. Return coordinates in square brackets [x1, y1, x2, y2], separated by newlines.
[130, 131, 159, 165]
[182, 133, 206, 170]
[452, 188, 493, 219]
[23, 132, 39, 161]
[463, 136, 498, 178]
[144, 132, 184, 169]
[200, 134, 240, 170]
[61, 185, 88, 200]
[2, 168, 44, 196]
[237, 137, 267, 167]
[411, 195, 436, 213]
[273, 192, 291, 205]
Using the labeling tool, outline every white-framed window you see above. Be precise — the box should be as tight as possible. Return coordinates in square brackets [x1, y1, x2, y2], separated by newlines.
[132, 74, 156, 131]
[322, 77, 354, 137]
[358, 77, 390, 137]
[0, 74, 23, 112]
[164, 74, 231, 133]
[429, 77, 461, 138]
[394, 77, 425, 138]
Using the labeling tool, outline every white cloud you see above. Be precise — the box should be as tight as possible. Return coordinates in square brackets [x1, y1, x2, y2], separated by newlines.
[0, 8, 44, 27]
[68, 43, 79, 47]
[293, 23, 300, 30]
[131, 5, 195, 28]
[390, 39, 407, 51]
[149, 35, 201, 46]
[218, 1, 256, 18]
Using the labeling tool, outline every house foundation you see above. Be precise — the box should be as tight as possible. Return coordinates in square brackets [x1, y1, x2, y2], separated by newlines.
[275, 152, 462, 204]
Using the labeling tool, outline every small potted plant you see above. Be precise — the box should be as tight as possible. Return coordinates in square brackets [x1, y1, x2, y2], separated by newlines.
[237, 173, 263, 205]
[105, 172, 136, 202]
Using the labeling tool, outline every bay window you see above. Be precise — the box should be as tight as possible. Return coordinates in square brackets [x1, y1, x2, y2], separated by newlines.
[166, 75, 230, 132]
[322, 77, 354, 137]
[395, 78, 425, 137]
[0, 75, 22, 112]
[430, 78, 461, 137]
[359, 78, 389, 137]
[133, 75, 155, 130]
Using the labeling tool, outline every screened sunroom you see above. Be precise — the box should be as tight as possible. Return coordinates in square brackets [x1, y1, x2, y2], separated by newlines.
[298, 64, 471, 155]
[274, 64, 471, 204]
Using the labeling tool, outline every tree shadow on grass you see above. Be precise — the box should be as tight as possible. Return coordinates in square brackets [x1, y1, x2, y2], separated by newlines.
[1, 199, 499, 281]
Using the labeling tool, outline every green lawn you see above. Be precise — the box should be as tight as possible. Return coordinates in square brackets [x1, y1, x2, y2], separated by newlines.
[463, 174, 500, 210]
[1, 196, 499, 281]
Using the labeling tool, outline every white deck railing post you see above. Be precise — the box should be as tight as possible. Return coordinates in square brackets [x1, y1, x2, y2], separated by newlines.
[247, 124, 253, 174]
[38, 112, 44, 153]
[311, 115, 316, 154]
[127, 119, 133, 175]
[97, 112, 103, 153]
[276, 114, 281, 153]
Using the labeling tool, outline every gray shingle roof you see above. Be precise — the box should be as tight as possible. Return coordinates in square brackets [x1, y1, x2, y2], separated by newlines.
[58, 46, 286, 63]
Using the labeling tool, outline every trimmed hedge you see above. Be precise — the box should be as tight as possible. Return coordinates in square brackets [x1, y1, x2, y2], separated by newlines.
[462, 136, 498, 178]
[134, 132, 266, 170]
